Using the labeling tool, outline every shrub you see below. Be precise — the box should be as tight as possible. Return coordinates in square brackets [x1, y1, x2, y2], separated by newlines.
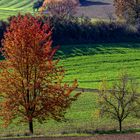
[33, 0, 44, 12]
[42, 16, 139, 45]
[1, 15, 140, 47]
[0, 20, 7, 46]
[0, 20, 7, 59]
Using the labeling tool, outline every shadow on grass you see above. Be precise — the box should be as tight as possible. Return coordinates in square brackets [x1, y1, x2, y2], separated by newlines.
[54, 43, 140, 59]
[1, 43, 140, 60]
[80, 0, 111, 7]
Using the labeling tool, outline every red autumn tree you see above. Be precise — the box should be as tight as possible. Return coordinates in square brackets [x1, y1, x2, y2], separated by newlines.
[0, 14, 80, 134]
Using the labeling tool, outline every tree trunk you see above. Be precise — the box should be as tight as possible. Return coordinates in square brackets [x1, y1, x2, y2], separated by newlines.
[29, 120, 33, 134]
[119, 120, 122, 132]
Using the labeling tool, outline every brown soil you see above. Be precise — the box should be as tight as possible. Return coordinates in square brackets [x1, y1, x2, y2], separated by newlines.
[2, 134, 140, 140]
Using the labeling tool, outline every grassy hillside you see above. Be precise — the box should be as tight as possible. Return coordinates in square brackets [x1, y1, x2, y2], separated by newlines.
[0, 43, 140, 136]
[58, 43, 140, 88]
[0, 0, 33, 20]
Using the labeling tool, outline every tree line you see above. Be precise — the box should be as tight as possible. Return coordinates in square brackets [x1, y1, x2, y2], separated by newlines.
[1, 16, 140, 47]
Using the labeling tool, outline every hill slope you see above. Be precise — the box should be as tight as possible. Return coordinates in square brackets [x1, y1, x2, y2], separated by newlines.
[0, 0, 115, 20]
[0, 0, 33, 20]
[57, 43, 140, 88]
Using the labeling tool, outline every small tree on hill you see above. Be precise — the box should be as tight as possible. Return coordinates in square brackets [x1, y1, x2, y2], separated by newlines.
[98, 72, 139, 132]
[40, 0, 79, 19]
[0, 14, 80, 134]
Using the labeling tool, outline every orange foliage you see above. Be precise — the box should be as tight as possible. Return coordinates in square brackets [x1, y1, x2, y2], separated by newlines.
[0, 14, 80, 134]
[114, 0, 126, 19]
[114, 0, 139, 21]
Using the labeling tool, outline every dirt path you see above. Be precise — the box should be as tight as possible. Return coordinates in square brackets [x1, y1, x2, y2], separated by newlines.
[2, 134, 140, 140]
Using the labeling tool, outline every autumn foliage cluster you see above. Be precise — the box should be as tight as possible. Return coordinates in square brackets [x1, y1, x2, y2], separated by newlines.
[0, 14, 79, 134]
[114, 0, 140, 24]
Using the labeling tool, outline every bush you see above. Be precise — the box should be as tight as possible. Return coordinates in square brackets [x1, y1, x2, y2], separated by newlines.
[33, 0, 44, 11]
[1, 15, 140, 49]
[41, 16, 140, 45]
[0, 20, 7, 45]
[0, 20, 7, 59]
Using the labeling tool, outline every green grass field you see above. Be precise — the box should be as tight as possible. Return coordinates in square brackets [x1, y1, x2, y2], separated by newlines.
[0, 43, 140, 137]
[1, 91, 140, 136]
[0, 0, 33, 20]
[58, 43, 140, 88]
